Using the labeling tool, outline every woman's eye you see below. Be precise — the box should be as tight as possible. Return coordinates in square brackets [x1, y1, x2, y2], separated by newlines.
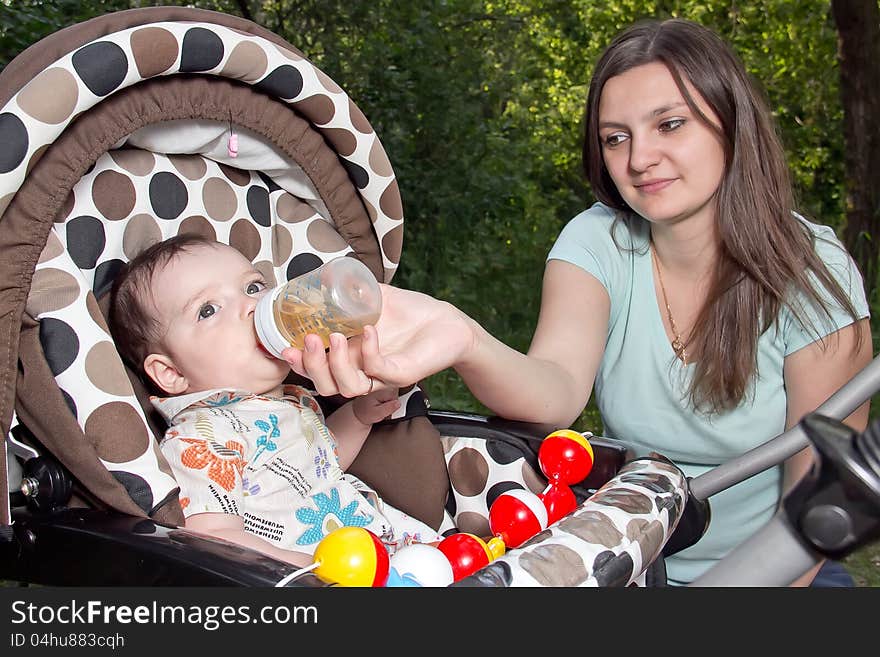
[603, 132, 628, 147]
[246, 281, 266, 295]
[197, 303, 219, 320]
[659, 118, 685, 132]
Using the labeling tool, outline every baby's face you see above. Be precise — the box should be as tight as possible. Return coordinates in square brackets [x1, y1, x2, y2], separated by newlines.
[149, 243, 290, 395]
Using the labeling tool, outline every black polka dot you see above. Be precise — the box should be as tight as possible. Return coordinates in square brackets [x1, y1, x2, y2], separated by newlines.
[486, 437, 528, 466]
[180, 27, 224, 72]
[59, 387, 78, 420]
[93, 259, 125, 298]
[286, 252, 323, 280]
[149, 171, 188, 219]
[0, 113, 28, 174]
[71, 41, 128, 97]
[40, 318, 79, 376]
[66, 215, 106, 269]
[486, 481, 525, 512]
[256, 171, 282, 193]
[255, 65, 304, 100]
[444, 493, 458, 521]
[592, 550, 634, 587]
[246, 185, 270, 226]
[342, 159, 369, 189]
[110, 471, 154, 513]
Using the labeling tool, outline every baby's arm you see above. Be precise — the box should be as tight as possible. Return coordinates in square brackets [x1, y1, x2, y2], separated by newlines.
[325, 388, 400, 470]
[185, 512, 313, 568]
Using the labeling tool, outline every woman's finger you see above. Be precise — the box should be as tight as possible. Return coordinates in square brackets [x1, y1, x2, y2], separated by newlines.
[298, 333, 339, 395]
[327, 333, 372, 396]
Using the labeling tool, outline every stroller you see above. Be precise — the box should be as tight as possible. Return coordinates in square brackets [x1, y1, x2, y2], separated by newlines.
[1, 7, 875, 588]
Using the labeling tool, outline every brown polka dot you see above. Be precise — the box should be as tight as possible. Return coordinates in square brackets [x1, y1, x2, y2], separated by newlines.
[381, 224, 403, 265]
[315, 68, 342, 94]
[18, 68, 78, 124]
[521, 544, 588, 586]
[369, 142, 393, 178]
[560, 510, 623, 547]
[109, 149, 156, 176]
[57, 192, 75, 223]
[86, 292, 108, 329]
[169, 154, 207, 181]
[229, 219, 261, 260]
[221, 41, 268, 81]
[218, 163, 251, 186]
[26, 144, 49, 175]
[271, 225, 293, 266]
[306, 219, 348, 253]
[254, 260, 278, 288]
[276, 193, 316, 223]
[28, 268, 79, 314]
[322, 128, 357, 157]
[626, 518, 665, 554]
[253, 260, 278, 289]
[202, 177, 237, 221]
[86, 342, 132, 396]
[295, 93, 335, 125]
[272, 43, 303, 61]
[93, 170, 136, 220]
[122, 213, 163, 260]
[379, 179, 403, 221]
[447, 447, 489, 497]
[348, 98, 372, 134]
[456, 511, 490, 537]
[521, 462, 546, 494]
[130, 27, 179, 78]
[383, 266, 395, 283]
[363, 198, 378, 223]
[178, 216, 216, 241]
[85, 401, 150, 463]
[38, 232, 65, 264]
[593, 489, 653, 514]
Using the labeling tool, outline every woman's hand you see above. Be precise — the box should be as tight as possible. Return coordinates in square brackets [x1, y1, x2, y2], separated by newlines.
[281, 283, 476, 398]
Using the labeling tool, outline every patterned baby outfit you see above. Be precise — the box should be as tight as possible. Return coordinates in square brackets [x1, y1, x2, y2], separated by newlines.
[153, 385, 441, 555]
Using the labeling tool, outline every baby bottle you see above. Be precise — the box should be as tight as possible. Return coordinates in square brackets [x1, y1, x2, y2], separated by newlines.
[255, 256, 382, 358]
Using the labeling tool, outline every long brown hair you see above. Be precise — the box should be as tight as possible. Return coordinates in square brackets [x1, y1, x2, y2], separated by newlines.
[582, 18, 863, 414]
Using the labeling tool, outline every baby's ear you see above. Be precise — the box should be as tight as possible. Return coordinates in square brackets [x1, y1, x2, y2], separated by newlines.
[143, 353, 188, 395]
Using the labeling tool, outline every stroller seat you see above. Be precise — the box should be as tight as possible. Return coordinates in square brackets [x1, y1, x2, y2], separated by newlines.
[1, 6, 688, 587]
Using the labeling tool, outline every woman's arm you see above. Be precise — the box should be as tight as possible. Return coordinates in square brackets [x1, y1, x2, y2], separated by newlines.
[185, 512, 313, 568]
[284, 261, 611, 428]
[781, 317, 873, 585]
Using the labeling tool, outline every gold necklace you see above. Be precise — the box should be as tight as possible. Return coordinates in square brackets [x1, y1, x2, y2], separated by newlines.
[651, 245, 687, 364]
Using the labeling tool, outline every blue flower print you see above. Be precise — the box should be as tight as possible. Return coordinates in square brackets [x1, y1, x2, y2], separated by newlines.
[313, 446, 331, 479]
[241, 475, 260, 497]
[198, 392, 244, 408]
[252, 414, 279, 463]
[295, 488, 374, 546]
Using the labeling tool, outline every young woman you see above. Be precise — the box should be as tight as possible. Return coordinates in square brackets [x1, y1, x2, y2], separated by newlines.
[284, 18, 873, 586]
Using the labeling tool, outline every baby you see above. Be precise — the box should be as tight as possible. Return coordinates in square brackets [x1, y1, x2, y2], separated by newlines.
[108, 234, 441, 568]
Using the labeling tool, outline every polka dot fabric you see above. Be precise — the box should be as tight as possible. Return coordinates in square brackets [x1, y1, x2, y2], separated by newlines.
[446, 456, 687, 587]
[0, 19, 403, 275]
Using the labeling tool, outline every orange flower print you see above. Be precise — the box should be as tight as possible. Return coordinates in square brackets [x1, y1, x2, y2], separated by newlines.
[179, 437, 244, 492]
[179, 497, 190, 510]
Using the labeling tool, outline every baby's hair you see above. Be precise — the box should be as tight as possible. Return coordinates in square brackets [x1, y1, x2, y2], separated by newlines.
[108, 233, 221, 375]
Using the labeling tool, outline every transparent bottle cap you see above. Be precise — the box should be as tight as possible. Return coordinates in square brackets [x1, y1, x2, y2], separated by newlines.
[254, 286, 288, 359]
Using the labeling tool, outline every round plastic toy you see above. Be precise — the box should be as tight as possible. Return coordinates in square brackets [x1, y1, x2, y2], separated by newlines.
[437, 532, 505, 582]
[388, 543, 455, 587]
[539, 480, 577, 526]
[489, 489, 548, 548]
[538, 429, 594, 485]
[312, 526, 390, 587]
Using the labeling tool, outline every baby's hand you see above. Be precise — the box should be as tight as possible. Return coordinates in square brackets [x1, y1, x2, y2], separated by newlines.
[352, 388, 401, 426]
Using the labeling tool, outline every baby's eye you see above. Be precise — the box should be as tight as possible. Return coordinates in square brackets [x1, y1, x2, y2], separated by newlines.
[246, 281, 267, 295]
[659, 118, 685, 132]
[197, 303, 219, 320]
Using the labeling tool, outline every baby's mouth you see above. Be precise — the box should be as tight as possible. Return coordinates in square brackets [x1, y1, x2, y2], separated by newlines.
[257, 342, 274, 358]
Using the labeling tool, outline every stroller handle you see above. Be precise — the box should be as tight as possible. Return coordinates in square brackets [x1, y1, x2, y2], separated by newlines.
[689, 354, 880, 502]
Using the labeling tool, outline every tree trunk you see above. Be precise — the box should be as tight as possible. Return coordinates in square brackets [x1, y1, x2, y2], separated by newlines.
[831, 0, 880, 299]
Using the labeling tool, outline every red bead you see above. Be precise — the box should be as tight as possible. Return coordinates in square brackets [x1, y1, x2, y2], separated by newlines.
[489, 489, 548, 548]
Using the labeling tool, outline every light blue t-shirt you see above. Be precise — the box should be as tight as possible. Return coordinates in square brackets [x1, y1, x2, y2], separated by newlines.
[547, 202, 869, 585]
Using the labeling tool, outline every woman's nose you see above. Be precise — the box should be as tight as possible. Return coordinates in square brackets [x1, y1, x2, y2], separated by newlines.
[628, 133, 661, 172]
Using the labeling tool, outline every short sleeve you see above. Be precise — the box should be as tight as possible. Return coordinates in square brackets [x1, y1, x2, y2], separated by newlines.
[159, 431, 246, 518]
[547, 202, 619, 291]
[782, 219, 870, 355]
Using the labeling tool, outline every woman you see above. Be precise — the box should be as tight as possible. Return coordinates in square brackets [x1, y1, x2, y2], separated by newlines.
[284, 18, 872, 585]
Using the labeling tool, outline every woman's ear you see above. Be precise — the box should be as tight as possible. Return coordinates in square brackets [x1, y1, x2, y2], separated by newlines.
[143, 353, 188, 395]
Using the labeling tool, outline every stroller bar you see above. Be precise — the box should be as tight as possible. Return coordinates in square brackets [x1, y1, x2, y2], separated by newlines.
[689, 354, 880, 501]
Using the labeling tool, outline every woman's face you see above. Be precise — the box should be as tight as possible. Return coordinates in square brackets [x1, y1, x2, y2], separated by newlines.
[597, 62, 726, 232]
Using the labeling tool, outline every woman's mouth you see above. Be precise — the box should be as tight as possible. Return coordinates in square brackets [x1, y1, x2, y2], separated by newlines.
[635, 178, 675, 193]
